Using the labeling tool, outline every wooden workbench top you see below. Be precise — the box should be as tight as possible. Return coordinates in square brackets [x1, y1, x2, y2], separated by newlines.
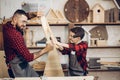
[14, 76, 94, 80]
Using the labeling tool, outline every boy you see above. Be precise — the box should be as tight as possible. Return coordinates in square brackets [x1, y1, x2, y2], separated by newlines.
[56, 27, 88, 76]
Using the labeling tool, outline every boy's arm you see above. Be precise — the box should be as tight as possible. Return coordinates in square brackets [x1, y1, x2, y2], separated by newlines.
[57, 42, 69, 48]
[56, 42, 69, 50]
[55, 42, 71, 55]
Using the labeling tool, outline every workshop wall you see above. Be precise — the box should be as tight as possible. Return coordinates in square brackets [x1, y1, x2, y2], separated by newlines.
[0, 0, 120, 67]
[0, 0, 115, 18]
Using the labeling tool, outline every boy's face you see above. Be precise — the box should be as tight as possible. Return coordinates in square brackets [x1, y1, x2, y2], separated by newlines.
[69, 31, 81, 44]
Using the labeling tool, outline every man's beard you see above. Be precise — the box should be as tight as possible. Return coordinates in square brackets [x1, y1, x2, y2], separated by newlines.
[16, 26, 24, 35]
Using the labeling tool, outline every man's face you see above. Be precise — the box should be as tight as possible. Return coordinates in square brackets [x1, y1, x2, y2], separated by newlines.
[69, 31, 80, 44]
[15, 15, 27, 35]
[16, 15, 27, 30]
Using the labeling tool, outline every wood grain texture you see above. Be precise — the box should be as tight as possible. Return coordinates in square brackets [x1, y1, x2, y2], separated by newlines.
[0, 24, 3, 50]
[40, 16, 64, 76]
[15, 76, 94, 80]
[64, 0, 89, 22]
[0, 51, 9, 78]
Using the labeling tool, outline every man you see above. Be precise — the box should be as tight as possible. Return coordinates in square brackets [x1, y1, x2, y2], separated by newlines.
[56, 27, 88, 76]
[2, 9, 53, 77]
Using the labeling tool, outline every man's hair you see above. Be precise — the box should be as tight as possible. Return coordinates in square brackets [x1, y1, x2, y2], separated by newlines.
[70, 27, 85, 39]
[13, 9, 28, 18]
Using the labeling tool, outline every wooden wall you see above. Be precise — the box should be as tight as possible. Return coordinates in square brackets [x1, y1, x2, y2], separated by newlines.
[0, 24, 3, 50]
[0, 51, 9, 78]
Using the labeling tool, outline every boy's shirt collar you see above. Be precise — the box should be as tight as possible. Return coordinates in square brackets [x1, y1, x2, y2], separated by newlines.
[76, 40, 82, 44]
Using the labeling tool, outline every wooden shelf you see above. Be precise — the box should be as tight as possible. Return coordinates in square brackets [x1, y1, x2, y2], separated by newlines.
[89, 46, 120, 48]
[1, 22, 120, 26]
[26, 22, 120, 26]
[88, 68, 120, 72]
[73, 22, 120, 26]
[26, 23, 68, 26]
[28, 46, 45, 49]
[27, 46, 120, 49]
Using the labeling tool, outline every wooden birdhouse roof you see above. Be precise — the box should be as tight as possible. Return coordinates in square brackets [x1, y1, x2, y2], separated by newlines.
[92, 3, 104, 10]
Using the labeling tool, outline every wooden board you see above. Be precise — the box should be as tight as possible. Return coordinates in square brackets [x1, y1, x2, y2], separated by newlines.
[40, 16, 64, 76]
[113, 0, 120, 9]
[32, 61, 46, 70]
[43, 47, 64, 76]
[0, 51, 9, 78]
[0, 24, 3, 50]
[15, 77, 40, 80]
[99, 61, 120, 65]
[46, 76, 94, 80]
[15, 76, 94, 80]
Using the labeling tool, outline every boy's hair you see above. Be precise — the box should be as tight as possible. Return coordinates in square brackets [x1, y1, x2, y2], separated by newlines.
[13, 9, 28, 18]
[70, 27, 85, 39]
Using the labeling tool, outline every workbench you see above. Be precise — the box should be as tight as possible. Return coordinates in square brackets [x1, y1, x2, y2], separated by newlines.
[14, 76, 94, 80]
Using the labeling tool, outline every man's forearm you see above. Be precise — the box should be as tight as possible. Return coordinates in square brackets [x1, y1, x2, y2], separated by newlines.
[33, 43, 53, 60]
[33, 48, 47, 60]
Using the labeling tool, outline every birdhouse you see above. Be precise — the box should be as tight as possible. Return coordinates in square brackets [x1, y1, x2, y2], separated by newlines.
[92, 4, 105, 23]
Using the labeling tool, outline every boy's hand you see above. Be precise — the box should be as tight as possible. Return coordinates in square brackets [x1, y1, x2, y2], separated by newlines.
[55, 42, 64, 50]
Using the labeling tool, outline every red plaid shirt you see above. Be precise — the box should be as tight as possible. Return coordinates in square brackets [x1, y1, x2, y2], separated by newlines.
[2, 22, 34, 62]
[60, 41, 88, 71]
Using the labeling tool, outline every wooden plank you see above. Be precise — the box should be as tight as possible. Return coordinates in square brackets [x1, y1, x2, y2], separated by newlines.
[0, 51, 9, 78]
[15, 76, 94, 80]
[99, 61, 120, 65]
[15, 77, 41, 80]
[0, 24, 3, 50]
[40, 16, 64, 77]
[47, 76, 94, 80]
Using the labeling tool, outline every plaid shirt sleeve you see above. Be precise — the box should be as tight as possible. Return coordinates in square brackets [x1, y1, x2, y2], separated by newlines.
[10, 31, 34, 62]
[69, 42, 88, 54]
[59, 47, 71, 55]
[59, 41, 88, 71]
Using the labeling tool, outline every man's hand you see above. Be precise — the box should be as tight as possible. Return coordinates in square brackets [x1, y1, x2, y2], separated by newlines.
[33, 42, 53, 60]
[44, 43, 53, 53]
